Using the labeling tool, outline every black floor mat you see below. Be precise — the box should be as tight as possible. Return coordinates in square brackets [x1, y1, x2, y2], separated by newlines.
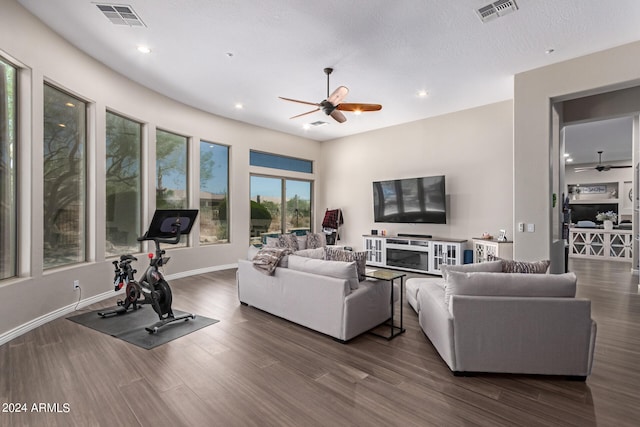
[67, 306, 219, 349]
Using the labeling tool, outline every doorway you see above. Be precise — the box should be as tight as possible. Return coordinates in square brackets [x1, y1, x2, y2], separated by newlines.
[552, 86, 640, 274]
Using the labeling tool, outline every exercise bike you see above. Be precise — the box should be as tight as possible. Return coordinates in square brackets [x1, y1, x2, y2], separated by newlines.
[98, 209, 199, 334]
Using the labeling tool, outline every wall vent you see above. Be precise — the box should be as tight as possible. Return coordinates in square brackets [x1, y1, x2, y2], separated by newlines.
[477, 0, 518, 23]
[96, 4, 146, 27]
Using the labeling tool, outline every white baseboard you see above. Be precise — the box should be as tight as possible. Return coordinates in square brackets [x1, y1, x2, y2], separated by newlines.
[0, 263, 238, 346]
[164, 263, 238, 280]
[0, 289, 117, 347]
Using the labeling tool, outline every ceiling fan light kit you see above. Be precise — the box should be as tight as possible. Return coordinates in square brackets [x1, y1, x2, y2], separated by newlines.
[279, 68, 382, 124]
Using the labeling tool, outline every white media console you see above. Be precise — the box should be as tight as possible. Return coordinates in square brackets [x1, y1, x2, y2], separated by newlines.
[363, 234, 467, 276]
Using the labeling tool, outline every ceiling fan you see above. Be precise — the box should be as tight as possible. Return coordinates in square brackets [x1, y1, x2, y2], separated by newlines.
[279, 67, 382, 123]
[574, 150, 633, 172]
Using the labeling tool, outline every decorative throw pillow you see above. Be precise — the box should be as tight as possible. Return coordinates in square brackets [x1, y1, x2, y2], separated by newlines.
[491, 256, 550, 274]
[306, 232, 327, 249]
[277, 233, 299, 252]
[265, 236, 279, 247]
[324, 246, 367, 281]
[296, 235, 308, 250]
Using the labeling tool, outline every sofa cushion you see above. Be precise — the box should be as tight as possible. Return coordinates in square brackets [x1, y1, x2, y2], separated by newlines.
[406, 277, 444, 313]
[296, 235, 307, 250]
[294, 247, 325, 259]
[306, 232, 327, 249]
[324, 247, 367, 281]
[489, 256, 550, 273]
[440, 260, 502, 282]
[445, 271, 577, 306]
[288, 255, 359, 290]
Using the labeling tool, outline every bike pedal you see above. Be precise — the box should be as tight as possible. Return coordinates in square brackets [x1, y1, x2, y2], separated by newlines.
[116, 299, 124, 306]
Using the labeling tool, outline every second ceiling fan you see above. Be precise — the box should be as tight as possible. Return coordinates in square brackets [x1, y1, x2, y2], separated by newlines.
[574, 150, 632, 172]
[279, 67, 382, 123]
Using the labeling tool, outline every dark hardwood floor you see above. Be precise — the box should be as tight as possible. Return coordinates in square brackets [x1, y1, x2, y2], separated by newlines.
[1, 258, 639, 426]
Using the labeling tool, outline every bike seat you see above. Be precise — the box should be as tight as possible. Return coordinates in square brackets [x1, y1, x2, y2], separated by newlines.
[120, 254, 138, 262]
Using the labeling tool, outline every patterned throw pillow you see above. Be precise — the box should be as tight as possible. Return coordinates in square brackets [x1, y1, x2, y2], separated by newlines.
[490, 256, 550, 274]
[277, 233, 299, 252]
[324, 247, 367, 281]
[306, 232, 327, 249]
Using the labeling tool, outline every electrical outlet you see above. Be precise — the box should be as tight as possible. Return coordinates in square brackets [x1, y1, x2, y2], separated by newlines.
[518, 222, 525, 232]
[73, 280, 80, 291]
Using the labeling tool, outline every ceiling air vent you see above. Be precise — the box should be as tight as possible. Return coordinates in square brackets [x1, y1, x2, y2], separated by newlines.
[477, 0, 518, 23]
[96, 4, 146, 27]
[309, 121, 329, 127]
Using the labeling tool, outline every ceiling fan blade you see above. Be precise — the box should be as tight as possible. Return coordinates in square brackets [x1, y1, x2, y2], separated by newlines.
[330, 109, 347, 123]
[337, 102, 382, 112]
[279, 96, 321, 107]
[289, 108, 320, 119]
[327, 86, 349, 106]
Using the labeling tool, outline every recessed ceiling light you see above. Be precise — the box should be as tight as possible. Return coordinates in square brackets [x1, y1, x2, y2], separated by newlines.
[234, 103, 243, 110]
[137, 45, 151, 54]
[417, 90, 428, 98]
[545, 48, 555, 55]
[302, 124, 311, 130]
[563, 153, 570, 157]
[566, 158, 574, 163]
[226, 52, 234, 58]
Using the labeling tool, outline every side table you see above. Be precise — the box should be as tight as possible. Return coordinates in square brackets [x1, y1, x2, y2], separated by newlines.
[365, 269, 406, 340]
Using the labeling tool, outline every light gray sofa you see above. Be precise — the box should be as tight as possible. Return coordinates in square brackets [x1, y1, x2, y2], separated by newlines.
[237, 253, 397, 342]
[406, 261, 597, 380]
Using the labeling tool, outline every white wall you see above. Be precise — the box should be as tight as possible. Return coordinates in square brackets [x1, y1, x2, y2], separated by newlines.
[514, 41, 640, 260]
[0, 0, 321, 339]
[319, 100, 514, 250]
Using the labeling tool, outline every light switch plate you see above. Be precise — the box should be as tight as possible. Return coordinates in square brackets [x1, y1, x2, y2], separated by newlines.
[527, 223, 535, 232]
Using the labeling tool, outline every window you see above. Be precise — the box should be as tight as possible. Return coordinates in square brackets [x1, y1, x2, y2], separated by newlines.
[250, 175, 312, 244]
[105, 111, 142, 257]
[199, 141, 229, 244]
[43, 84, 87, 269]
[156, 129, 188, 245]
[156, 129, 188, 209]
[250, 151, 313, 173]
[0, 57, 16, 279]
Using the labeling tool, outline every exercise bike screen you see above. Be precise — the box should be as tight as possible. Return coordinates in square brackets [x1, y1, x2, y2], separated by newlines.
[160, 217, 192, 233]
[146, 209, 199, 238]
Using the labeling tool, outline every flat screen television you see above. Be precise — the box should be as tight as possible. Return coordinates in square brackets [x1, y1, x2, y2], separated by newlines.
[373, 175, 446, 223]
[570, 203, 618, 224]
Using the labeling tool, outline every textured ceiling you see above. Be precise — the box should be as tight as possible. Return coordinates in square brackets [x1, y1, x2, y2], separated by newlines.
[16, 0, 640, 147]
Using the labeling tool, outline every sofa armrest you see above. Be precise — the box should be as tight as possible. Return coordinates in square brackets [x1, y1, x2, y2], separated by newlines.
[416, 283, 455, 370]
[449, 296, 595, 376]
